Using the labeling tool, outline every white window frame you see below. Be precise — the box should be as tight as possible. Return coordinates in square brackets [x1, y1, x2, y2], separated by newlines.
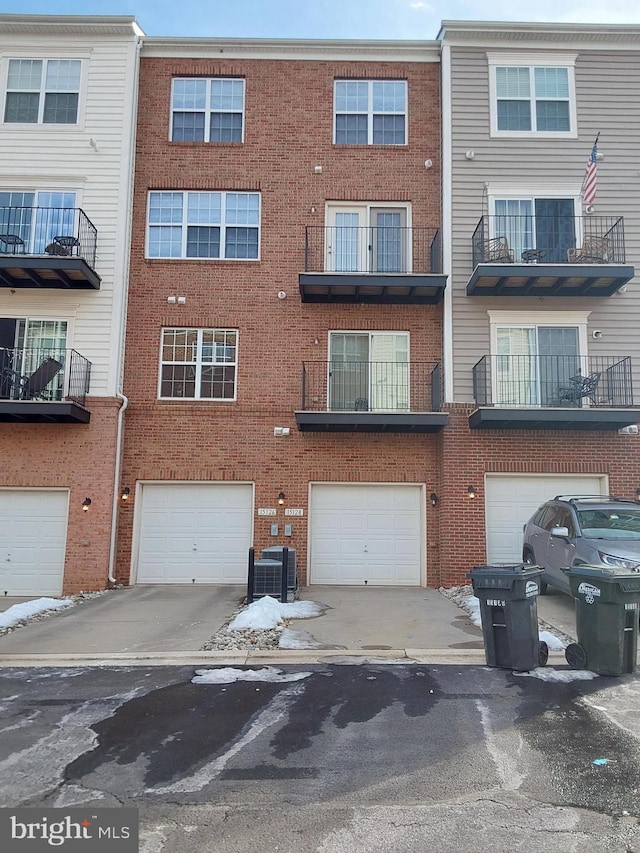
[333, 79, 408, 146]
[487, 52, 577, 139]
[0, 315, 72, 400]
[158, 327, 239, 401]
[2, 58, 83, 126]
[488, 310, 590, 407]
[146, 191, 261, 260]
[170, 77, 245, 143]
[327, 330, 410, 412]
[324, 202, 412, 273]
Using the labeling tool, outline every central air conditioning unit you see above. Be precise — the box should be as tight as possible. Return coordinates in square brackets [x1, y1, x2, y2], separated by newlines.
[252, 559, 288, 598]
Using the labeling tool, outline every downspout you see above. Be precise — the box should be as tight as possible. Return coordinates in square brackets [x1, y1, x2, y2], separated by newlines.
[108, 391, 128, 585]
[107, 27, 142, 586]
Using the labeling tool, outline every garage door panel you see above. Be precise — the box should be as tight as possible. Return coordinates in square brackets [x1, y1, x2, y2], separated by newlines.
[137, 484, 253, 584]
[310, 484, 423, 585]
[0, 490, 68, 596]
[485, 475, 605, 564]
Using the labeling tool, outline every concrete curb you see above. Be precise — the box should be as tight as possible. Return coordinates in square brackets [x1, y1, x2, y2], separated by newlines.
[0, 649, 569, 668]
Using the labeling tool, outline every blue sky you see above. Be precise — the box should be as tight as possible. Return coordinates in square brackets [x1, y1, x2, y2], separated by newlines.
[3, 0, 639, 38]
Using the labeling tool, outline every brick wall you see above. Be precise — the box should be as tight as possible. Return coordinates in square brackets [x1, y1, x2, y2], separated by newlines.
[437, 405, 640, 587]
[0, 397, 121, 593]
[117, 55, 443, 586]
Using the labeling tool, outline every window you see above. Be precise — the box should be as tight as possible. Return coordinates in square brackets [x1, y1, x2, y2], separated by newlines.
[171, 78, 245, 142]
[4, 59, 81, 124]
[493, 197, 576, 264]
[328, 332, 409, 412]
[160, 328, 238, 400]
[147, 191, 260, 259]
[488, 53, 576, 138]
[0, 190, 76, 254]
[334, 80, 407, 145]
[489, 310, 589, 408]
[0, 317, 67, 401]
[325, 204, 410, 273]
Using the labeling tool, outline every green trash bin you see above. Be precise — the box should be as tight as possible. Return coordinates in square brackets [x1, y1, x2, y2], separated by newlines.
[563, 565, 640, 676]
[468, 564, 548, 672]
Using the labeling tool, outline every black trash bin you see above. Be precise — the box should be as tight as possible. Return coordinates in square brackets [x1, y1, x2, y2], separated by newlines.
[468, 564, 548, 672]
[563, 565, 640, 676]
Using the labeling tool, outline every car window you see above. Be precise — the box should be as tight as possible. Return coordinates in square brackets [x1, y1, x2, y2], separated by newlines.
[578, 507, 640, 540]
[554, 508, 576, 536]
[541, 506, 562, 531]
[530, 507, 549, 527]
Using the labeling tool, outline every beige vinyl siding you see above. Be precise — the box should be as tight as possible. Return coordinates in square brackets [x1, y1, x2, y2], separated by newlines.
[449, 47, 640, 403]
[0, 33, 139, 396]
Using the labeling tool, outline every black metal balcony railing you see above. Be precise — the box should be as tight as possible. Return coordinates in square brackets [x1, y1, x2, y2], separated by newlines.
[0, 347, 91, 407]
[301, 361, 442, 412]
[471, 215, 626, 268]
[0, 206, 98, 268]
[473, 355, 634, 409]
[304, 226, 442, 274]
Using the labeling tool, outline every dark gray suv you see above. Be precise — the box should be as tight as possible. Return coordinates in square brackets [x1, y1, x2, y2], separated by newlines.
[522, 495, 640, 594]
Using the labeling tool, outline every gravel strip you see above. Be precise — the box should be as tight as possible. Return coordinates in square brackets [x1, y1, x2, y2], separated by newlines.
[0, 590, 109, 639]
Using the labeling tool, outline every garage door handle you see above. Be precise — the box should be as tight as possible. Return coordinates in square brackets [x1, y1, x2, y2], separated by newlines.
[192, 544, 197, 551]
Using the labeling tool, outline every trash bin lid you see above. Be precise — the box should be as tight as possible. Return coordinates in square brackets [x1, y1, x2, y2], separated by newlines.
[563, 564, 640, 581]
[468, 563, 543, 590]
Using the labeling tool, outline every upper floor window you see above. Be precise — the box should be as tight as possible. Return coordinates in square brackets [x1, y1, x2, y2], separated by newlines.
[171, 78, 245, 142]
[488, 53, 576, 138]
[160, 327, 238, 400]
[334, 80, 407, 145]
[4, 59, 81, 124]
[147, 191, 260, 259]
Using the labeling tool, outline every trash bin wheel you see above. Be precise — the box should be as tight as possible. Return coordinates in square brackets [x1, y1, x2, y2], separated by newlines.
[565, 642, 587, 670]
[538, 640, 549, 667]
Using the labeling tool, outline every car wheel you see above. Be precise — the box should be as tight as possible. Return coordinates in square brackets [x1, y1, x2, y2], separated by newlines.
[523, 550, 548, 594]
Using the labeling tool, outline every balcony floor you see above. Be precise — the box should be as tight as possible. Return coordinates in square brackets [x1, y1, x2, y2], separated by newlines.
[469, 406, 640, 431]
[296, 411, 448, 432]
[299, 273, 447, 304]
[0, 255, 101, 290]
[0, 401, 91, 423]
[467, 262, 634, 297]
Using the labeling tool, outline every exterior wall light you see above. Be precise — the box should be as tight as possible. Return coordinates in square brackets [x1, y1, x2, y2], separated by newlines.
[82, 497, 92, 512]
[467, 485, 476, 499]
[121, 487, 131, 501]
[278, 492, 286, 505]
[430, 492, 438, 507]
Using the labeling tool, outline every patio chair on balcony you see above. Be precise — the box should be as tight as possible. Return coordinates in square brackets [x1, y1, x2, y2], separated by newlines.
[45, 235, 80, 257]
[484, 236, 514, 263]
[5, 357, 64, 401]
[557, 371, 602, 407]
[0, 233, 25, 254]
[567, 236, 610, 264]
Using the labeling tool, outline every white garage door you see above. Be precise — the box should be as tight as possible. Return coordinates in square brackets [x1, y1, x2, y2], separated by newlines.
[309, 484, 423, 585]
[136, 483, 253, 583]
[0, 489, 68, 596]
[485, 474, 607, 564]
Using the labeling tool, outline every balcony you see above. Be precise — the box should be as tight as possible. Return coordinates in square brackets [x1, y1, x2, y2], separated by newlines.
[295, 361, 448, 432]
[471, 354, 639, 431]
[0, 347, 92, 423]
[300, 226, 447, 304]
[0, 207, 100, 290]
[468, 215, 634, 297]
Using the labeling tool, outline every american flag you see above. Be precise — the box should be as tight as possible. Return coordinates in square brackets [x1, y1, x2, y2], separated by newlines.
[582, 135, 599, 206]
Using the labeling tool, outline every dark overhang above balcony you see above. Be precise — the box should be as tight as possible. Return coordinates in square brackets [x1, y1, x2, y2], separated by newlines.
[296, 410, 448, 433]
[467, 262, 634, 298]
[299, 272, 447, 305]
[0, 401, 90, 423]
[469, 406, 640, 431]
[0, 256, 101, 290]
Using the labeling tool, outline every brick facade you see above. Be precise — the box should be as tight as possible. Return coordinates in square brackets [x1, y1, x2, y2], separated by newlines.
[116, 53, 444, 586]
[0, 397, 121, 593]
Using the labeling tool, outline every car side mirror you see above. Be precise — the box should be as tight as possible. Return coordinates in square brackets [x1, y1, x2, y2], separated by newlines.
[551, 526, 570, 538]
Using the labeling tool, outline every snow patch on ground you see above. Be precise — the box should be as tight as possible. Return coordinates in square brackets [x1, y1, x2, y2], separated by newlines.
[0, 598, 73, 629]
[192, 667, 312, 685]
[514, 668, 599, 682]
[227, 596, 326, 632]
